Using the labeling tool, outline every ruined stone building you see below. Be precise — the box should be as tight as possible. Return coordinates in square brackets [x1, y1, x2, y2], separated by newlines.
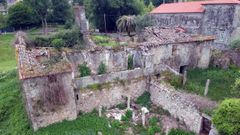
[15, 5, 220, 135]
[150, 0, 240, 49]
[16, 27, 215, 134]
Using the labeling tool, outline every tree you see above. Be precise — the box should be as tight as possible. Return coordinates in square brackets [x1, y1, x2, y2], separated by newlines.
[212, 99, 240, 135]
[50, 0, 71, 24]
[24, 0, 52, 34]
[7, 2, 35, 29]
[84, 0, 145, 32]
[0, 14, 6, 29]
[73, 0, 84, 5]
[117, 15, 136, 39]
[0, 0, 6, 5]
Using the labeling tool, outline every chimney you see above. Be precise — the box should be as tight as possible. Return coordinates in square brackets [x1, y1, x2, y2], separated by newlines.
[73, 4, 89, 34]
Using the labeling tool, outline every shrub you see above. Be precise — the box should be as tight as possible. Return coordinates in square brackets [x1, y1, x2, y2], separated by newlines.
[149, 117, 158, 126]
[115, 103, 127, 110]
[98, 62, 107, 75]
[148, 126, 161, 135]
[128, 55, 134, 70]
[168, 129, 195, 135]
[33, 36, 52, 47]
[231, 78, 240, 97]
[212, 99, 240, 135]
[121, 110, 133, 122]
[79, 62, 91, 77]
[56, 29, 82, 47]
[230, 39, 240, 50]
[136, 91, 151, 108]
[64, 19, 74, 29]
[32, 28, 84, 48]
[51, 38, 64, 49]
[135, 14, 153, 33]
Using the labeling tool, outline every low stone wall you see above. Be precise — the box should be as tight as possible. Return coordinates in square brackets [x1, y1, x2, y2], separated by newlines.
[74, 68, 145, 88]
[149, 82, 202, 134]
[21, 72, 77, 131]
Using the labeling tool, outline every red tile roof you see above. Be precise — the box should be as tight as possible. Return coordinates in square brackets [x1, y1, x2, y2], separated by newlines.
[151, 0, 240, 14]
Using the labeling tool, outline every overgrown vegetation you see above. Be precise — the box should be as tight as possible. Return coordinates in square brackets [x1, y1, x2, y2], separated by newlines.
[98, 62, 107, 75]
[91, 34, 119, 47]
[212, 99, 240, 135]
[128, 55, 134, 70]
[181, 68, 240, 101]
[148, 117, 161, 135]
[121, 110, 133, 122]
[79, 62, 91, 77]
[164, 68, 240, 101]
[168, 128, 195, 135]
[136, 91, 152, 108]
[33, 28, 84, 48]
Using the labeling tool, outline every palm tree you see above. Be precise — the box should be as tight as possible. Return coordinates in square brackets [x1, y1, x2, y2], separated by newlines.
[116, 15, 136, 41]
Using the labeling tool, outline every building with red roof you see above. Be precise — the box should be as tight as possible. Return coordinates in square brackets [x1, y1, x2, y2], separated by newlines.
[150, 0, 240, 48]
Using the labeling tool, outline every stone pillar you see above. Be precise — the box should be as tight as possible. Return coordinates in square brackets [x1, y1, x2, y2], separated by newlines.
[141, 107, 149, 127]
[73, 4, 89, 33]
[127, 95, 131, 110]
[99, 106, 102, 117]
[166, 126, 170, 135]
[141, 110, 146, 127]
[183, 71, 187, 86]
[204, 79, 211, 96]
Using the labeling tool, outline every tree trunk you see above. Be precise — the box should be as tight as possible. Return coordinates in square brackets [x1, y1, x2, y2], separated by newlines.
[44, 18, 48, 35]
[128, 31, 134, 42]
[41, 19, 44, 34]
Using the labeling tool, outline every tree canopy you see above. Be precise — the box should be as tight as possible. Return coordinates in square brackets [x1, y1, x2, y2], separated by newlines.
[212, 99, 240, 135]
[82, 0, 146, 32]
[7, 2, 36, 29]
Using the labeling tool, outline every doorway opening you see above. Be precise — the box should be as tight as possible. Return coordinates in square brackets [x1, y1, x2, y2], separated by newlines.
[179, 65, 187, 74]
[200, 116, 212, 135]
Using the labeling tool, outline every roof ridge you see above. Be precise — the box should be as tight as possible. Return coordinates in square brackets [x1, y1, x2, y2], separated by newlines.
[151, 0, 240, 14]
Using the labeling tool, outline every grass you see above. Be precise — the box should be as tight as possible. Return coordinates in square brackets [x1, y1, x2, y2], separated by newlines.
[0, 70, 123, 135]
[0, 34, 16, 72]
[182, 67, 240, 101]
[91, 35, 120, 47]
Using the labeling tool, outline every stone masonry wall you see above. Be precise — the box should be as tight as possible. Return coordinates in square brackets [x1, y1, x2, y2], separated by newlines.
[67, 49, 129, 77]
[135, 41, 212, 72]
[150, 82, 202, 134]
[21, 72, 77, 131]
[151, 13, 203, 34]
[201, 4, 239, 48]
[74, 69, 147, 112]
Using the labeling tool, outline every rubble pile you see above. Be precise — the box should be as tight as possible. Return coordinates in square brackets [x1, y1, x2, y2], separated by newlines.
[143, 27, 193, 44]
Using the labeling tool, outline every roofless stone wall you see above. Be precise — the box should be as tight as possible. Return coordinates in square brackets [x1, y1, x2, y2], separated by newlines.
[150, 82, 202, 133]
